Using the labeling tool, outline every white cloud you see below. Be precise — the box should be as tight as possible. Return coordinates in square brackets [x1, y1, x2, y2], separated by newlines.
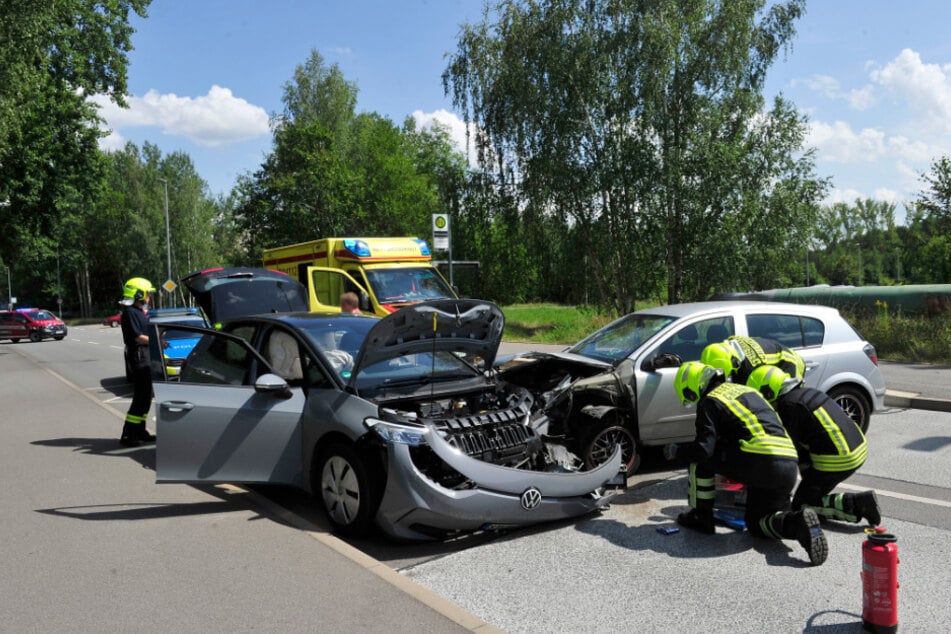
[807, 121, 886, 163]
[411, 108, 479, 164]
[871, 48, 951, 136]
[800, 74, 841, 98]
[871, 187, 900, 204]
[825, 187, 866, 205]
[887, 135, 933, 163]
[847, 86, 876, 111]
[798, 74, 876, 110]
[93, 85, 270, 147]
[98, 129, 126, 151]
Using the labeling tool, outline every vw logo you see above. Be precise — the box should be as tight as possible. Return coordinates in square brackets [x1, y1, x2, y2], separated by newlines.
[520, 487, 542, 510]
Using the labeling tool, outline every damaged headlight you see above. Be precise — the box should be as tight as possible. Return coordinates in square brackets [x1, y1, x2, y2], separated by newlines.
[365, 418, 430, 446]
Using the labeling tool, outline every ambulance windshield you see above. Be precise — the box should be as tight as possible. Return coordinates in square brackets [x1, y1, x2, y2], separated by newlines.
[365, 268, 454, 305]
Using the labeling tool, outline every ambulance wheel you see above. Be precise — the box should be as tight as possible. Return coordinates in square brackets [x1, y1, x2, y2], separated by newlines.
[29, 331, 41, 343]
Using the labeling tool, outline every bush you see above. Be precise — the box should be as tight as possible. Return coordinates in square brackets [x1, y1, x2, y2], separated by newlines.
[846, 310, 951, 364]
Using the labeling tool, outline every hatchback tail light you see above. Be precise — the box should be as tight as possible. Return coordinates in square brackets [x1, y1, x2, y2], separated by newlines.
[863, 343, 879, 366]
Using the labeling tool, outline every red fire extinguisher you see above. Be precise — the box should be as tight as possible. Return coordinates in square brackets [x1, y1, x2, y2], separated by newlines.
[862, 531, 899, 633]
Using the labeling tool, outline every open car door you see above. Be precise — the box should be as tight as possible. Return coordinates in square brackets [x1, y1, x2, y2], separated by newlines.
[150, 325, 305, 486]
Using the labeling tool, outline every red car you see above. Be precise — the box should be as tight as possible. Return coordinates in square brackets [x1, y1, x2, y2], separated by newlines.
[103, 312, 122, 327]
[0, 308, 68, 342]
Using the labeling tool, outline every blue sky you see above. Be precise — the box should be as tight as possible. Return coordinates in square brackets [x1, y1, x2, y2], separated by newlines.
[95, 1, 951, 223]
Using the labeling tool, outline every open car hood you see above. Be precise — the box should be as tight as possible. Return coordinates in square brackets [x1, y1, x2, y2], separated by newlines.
[351, 298, 504, 374]
[180, 267, 309, 324]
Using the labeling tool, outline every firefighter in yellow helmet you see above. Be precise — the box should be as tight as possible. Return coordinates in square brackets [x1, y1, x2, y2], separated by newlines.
[119, 277, 156, 447]
[747, 365, 880, 526]
[664, 361, 828, 566]
[727, 335, 805, 384]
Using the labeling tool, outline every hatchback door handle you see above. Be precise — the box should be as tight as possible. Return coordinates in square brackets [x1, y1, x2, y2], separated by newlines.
[161, 401, 194, 413]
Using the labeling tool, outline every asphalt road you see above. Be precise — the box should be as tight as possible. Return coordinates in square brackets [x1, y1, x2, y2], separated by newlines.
[5, 326, 951, 632]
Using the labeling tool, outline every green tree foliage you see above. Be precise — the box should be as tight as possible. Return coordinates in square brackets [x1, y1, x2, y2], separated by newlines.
[232, 51, 468, 262]
[906, 156, 951, 283]
[444, 0, 827, 310]
[65, 142, 223, 314]
[811, 198, 902, 286]
[0, 0, 150, 311]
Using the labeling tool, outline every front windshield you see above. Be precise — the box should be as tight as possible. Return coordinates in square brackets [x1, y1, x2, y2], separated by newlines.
[568, 313, 676, 364]
[297, 317, 480, 389]
[352, 350, 479, 395]
[364, 268, 453, 305]
[33, 310, 56, 321]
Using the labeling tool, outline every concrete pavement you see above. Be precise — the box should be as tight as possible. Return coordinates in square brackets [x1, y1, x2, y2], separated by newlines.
[0, 347, 496, 633]
[878, 360, 951, 412]
[5, 339, 947, 632]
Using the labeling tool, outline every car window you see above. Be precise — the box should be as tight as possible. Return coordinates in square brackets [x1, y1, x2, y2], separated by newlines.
[568, 314, 677, 364]
[179, 335, 253, 385]
[802, 317, 824, 346]
[655, 317, 735, 362]
[746, 313, 823, 348]
[352, 350, 479, 395]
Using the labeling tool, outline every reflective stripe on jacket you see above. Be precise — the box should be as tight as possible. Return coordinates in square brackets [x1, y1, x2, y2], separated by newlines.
[707, 382, 799, 459]
[776, 387, 867, 472]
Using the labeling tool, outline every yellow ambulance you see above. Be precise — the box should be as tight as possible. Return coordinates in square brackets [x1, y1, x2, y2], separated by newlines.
[262, 237, 457, 315]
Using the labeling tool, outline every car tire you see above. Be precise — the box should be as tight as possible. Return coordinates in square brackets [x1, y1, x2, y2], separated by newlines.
[29, 331, 41, 343]
[828, 385, 871, 433]
[316, 442, 380, 537]
[10, 338, 19, 343]
[584, 423, 641, 475]
[110, 321, 118, 328]
[54, 336, 64, 341]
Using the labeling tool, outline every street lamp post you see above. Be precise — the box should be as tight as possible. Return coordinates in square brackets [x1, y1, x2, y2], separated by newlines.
[56, 254, 62, 318]
[4, 265, 11, 311]
[158, 178, 171, 306]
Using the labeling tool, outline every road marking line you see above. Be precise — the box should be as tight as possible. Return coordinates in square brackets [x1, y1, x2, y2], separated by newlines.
[838, 481, 951, 509]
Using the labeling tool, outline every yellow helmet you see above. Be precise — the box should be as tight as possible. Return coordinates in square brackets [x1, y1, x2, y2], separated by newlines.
[122, 277, 155, 301]
[674, 361, 720, 405]
[700, 342, 742, 378]
[747, 365, 801, 402]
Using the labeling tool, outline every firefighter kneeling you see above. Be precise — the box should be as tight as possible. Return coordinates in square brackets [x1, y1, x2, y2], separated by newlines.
[665, 361, 828, 566]
[746, 365, 881, 526]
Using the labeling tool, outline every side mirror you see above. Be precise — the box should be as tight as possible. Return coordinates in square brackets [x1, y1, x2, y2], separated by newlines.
[359, 291, 371, 312]
[255, 373, 293, 399]
[640, 352, 683, 373]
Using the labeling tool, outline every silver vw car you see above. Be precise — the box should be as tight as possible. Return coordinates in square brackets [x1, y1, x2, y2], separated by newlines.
[149, 268, 621, 541]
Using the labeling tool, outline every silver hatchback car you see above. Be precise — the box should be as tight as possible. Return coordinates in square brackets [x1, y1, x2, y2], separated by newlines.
[499, 301, 886, 474]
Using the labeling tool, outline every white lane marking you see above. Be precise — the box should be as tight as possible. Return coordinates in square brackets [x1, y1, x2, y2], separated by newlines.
[838, 481, 951, 509]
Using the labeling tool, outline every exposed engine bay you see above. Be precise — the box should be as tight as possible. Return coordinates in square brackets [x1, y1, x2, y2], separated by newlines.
[373, 353, 636, 489]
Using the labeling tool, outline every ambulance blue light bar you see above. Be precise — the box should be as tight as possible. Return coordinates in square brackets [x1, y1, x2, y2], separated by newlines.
[342, 239, 372, 258]
[412, 239, 432, 256]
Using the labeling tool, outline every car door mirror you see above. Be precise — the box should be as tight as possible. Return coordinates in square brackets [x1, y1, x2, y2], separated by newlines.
[255, 373, 293, 399]
[641, 352, 682, 373]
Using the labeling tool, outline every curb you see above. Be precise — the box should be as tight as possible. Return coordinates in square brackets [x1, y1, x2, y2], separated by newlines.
[884, 389, 951, 413]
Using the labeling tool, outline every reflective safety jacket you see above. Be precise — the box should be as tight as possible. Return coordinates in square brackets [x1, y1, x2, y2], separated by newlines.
[680, 382, 799, 464]
[775, 387, 867, 472]
[731, 336, 806, 383]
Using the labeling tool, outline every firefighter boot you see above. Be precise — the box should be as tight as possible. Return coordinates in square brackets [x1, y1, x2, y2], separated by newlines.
[119, 422, 144, 447]
[677, 508, 715, 534]
[793, 508, 828, 566]
[850, 490, 881, 526]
